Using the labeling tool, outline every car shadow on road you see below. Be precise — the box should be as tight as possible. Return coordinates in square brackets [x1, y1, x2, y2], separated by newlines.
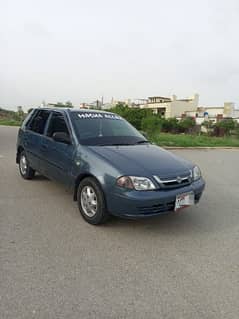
[100, 201, 216, 238]
[33, 174, 49, 181]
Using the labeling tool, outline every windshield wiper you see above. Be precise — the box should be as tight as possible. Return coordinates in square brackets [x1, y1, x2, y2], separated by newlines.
[98, 143, 132, 146]
[100, 141, 150, 146]
[134, 140, 150, 144]
[108, 143, 132, 146]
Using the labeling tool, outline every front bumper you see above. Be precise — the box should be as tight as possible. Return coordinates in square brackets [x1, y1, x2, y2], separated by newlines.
[106, 178, 205, 218]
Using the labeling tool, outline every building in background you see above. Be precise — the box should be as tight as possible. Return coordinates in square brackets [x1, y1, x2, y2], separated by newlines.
[139, 94, 199, 118]
[44, 95, 239, 124]
[80, 100, 104, 109]
[185, 102, 239, 124]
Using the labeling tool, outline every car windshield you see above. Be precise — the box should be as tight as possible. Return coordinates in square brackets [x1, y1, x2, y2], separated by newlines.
[70, 111, 148, 146]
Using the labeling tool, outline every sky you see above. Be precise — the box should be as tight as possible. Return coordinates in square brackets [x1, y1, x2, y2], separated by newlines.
[1, 0, 239, 110]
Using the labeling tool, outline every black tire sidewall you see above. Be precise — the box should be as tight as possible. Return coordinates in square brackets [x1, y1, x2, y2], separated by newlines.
[77, 177, 109, 225]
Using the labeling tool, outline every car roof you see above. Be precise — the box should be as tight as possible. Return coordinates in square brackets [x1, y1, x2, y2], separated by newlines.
[33, 108, 114, 115]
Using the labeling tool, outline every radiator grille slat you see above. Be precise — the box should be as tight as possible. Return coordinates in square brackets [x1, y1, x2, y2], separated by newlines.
[154, 173, 192, 189]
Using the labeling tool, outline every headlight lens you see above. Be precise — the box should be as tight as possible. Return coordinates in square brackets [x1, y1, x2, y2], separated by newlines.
[116, 176, 156, 190]
[193, 166, 201, 181]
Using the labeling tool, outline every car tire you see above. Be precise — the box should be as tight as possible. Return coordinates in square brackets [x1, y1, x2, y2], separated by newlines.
[77, 177, 110, 225]
[19, 150, 35, 180]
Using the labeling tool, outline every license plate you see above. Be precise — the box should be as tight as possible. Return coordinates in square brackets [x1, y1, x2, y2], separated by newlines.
[174, 192, 195, 211]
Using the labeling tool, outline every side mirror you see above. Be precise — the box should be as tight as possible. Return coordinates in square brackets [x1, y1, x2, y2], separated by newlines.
[52, 132, 71, 144]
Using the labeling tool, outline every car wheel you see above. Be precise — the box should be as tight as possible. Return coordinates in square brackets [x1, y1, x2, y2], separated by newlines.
[77, 177, 110, 225]
[19, 151, 35, 180]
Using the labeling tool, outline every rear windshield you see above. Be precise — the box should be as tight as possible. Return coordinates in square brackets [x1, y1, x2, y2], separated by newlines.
[70, 112, 147, 146]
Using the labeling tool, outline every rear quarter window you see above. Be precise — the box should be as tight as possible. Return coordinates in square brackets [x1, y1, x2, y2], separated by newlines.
[21, 109, 36, 128]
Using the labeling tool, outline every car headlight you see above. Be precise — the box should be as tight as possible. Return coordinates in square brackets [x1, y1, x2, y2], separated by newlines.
[116, 176, 156, 190]
[192, 166, 201, 181]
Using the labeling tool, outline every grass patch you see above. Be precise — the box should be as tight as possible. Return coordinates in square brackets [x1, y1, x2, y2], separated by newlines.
[0, 119, 21, 126]
[151, 133, 239, 147]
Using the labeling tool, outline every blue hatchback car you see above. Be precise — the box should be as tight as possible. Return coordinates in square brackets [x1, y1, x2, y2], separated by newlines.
[16, 108, 205, 224]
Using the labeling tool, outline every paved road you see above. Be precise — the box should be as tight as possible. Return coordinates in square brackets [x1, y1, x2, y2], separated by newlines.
[1, 126, 239, 319]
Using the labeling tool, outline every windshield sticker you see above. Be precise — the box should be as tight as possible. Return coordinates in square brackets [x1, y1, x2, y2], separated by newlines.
[77, 113, 122, 120]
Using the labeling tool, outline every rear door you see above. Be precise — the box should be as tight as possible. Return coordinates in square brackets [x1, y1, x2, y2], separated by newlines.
[23, 110, 50, 171]
[39, 111, 75, 187]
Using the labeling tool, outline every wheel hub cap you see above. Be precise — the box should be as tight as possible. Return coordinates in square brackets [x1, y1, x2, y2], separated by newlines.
[20, 155, 27, 175]
[81, 186, 98, 217]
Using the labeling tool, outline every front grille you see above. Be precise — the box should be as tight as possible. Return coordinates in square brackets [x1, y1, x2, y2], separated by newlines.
[154, 173, 192, 189]
[138, 200, 175, 215]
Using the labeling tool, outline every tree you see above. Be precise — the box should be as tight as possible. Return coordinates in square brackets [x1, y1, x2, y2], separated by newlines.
[142, 116, 162, 135]
[161, 118, 179, 133]
[55, 102, 65, 107]
[109, 104, 153, 130]
[65, 101, 73, 108]
[178, 117, 196, 133]
[215, 119, 236, 136]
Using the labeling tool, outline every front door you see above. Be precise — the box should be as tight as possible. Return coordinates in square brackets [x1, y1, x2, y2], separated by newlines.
[40, 112, 75, 187]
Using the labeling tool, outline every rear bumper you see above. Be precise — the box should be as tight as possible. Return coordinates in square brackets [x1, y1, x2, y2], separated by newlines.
[106, 178, 205, 218]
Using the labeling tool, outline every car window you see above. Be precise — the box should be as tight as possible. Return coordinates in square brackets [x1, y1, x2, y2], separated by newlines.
[21, 109, 36, 128]
[28, 110, 50, 135]
[46, 112, 70, 138]
[70, 111, 146, 146]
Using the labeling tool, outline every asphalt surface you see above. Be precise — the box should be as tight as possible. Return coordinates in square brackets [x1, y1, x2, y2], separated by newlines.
[1, 125, 239, 319]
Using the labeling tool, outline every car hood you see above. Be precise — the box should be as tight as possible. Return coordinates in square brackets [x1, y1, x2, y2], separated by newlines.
[88, 144, 193, 177]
